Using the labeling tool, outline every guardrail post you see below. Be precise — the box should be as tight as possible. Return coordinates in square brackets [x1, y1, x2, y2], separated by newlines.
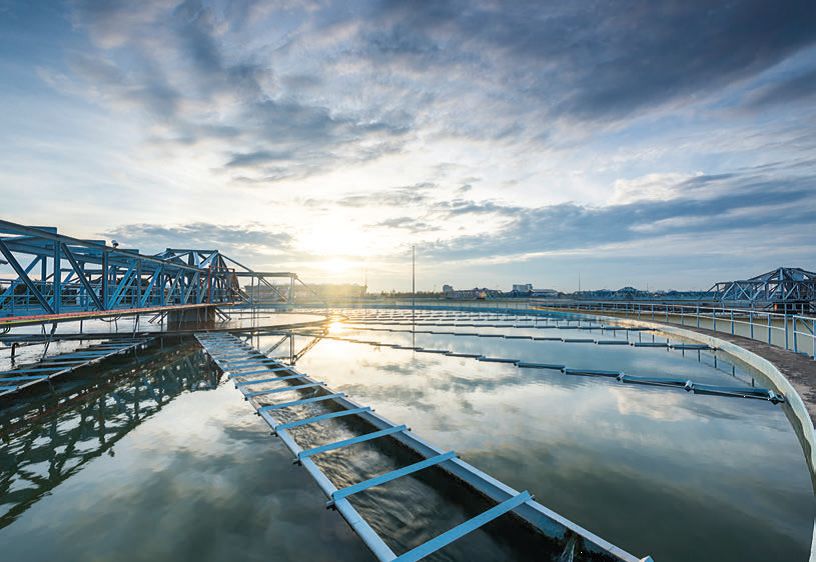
[749, 311, 754, 339]
[784, 314, 789, 350]
[713, 309, 717, 332]
[793, 316, 798, 353]
[767, 314, 772, 345]
[696, 305, 700, 328]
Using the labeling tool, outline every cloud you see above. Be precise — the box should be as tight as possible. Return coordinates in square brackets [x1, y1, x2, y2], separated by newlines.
[224, 150, 295, 168]
[59, 0, 414, 182]
[611, 173, 702, 204]
[744, 67, 816, 109]
[6, 1, 816, 289]
[371, 217, 438, 233]
[365, 0, 816, 121]
[307, 182, 437, 208]
[102, 222, 294, 258]
[423, 169, 816, 261]
[55, 0, 816, 183]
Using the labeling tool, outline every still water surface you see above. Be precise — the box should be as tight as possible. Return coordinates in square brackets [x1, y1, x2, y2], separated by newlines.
[0, 309, 812, 561]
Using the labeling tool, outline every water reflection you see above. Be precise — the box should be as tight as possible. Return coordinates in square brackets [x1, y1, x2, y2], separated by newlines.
[0, 308, 811, 562]
[0, 343, 220, 527]
[274, 309, 814, 562]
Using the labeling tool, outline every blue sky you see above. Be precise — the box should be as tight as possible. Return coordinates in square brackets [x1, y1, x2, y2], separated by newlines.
[1, 1, 815, 291]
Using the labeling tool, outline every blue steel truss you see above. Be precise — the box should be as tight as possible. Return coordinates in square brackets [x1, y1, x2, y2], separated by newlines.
[0, 220, 297, 319]
[710, 267, 816, 309]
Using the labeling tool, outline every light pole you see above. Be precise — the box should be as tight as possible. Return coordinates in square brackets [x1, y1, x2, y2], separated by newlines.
[412, 245, 416, 345]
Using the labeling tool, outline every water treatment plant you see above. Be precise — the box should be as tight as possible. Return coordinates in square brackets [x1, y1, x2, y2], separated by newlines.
[0, 220, 814, 562]
[4, 2, 816, 560]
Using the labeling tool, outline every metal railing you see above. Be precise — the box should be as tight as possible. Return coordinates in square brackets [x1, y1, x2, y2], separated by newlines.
[531, 300, 816, 360]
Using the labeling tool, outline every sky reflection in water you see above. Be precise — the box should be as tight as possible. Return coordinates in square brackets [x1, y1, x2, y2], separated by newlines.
[0, 311, 812, 562]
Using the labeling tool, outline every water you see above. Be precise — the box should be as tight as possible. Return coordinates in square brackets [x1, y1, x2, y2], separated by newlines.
[0, 309, 812, 561]
[0, 342, 369, 561]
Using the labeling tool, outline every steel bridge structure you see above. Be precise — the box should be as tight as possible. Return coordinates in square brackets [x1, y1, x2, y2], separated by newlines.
[710, 267, 816, 311]
[0, 220, 298, 325]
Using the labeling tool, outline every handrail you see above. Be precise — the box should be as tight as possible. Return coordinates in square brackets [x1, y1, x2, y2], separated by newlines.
[531, 300, 816, 359]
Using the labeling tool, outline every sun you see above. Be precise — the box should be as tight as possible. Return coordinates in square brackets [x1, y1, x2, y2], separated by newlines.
[321, 258, 354, 274]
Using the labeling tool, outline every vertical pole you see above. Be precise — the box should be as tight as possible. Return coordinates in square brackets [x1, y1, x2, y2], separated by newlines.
[135, 260, 142, 309]
[768, 313, 772, 345]
[53, 241, 62, 314]
[412, 245, 416, 317]
[749, 311, 754, 339]
[41, 253, 47, 304]
[792, 316, 798, 353]
[102, 252, 109, 310]
[730, 309, 734, 335]
[412, 245, 416, 347]
[784, 313, 789, 350]
[251, 274, 256, 327]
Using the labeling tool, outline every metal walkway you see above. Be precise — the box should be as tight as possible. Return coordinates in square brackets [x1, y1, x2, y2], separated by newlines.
[196, 332, 652, 562]
[0, 338, 153, 398]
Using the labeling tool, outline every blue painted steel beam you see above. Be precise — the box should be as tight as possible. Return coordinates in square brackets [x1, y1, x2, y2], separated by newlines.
[0, 239, 55, 314]
[275, 407, 372, 431]
[330, 451, 456, 505]
[107, 263, 135, 308]
[258, 392, 346, 412]
[0, 368, 63, 374]
[0, 255, 40, 302]
[298, 425, 407, 460]
[226, 358, 279, 366]
[244, 382, 324, 398]
[228, 367, 290, 379]
[139, 265, 162, 307]
[515, 362, 566, 370]
[235, 374, 303, 386]
[393, 491, 533, 562]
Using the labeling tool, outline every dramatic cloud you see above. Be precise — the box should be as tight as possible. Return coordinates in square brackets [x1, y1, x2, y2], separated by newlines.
[424, 169, 816, 262]
[1, 1, 815, 290]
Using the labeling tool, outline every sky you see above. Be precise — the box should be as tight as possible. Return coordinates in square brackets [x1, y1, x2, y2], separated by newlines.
[1, 0, 815, 292]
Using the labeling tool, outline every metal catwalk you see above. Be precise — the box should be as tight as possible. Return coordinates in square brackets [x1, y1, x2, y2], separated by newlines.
[196, 332, 653, 562]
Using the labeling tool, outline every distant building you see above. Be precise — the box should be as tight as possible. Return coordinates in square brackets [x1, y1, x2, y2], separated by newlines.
[530, 288, 559, 298]
[442, 284, 454, 294]
[512, 283, 533, 293]
[443, 286, 501, 300]
[246, 283, 367, 303]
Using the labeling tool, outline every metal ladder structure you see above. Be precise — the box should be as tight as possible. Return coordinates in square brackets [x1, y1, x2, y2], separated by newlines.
[196, 332, 652, 562]
[0, 338, 153, 398]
